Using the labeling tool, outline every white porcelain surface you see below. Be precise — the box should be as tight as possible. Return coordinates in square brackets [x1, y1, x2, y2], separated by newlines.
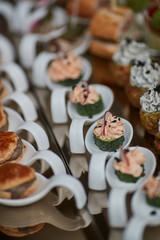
[123, 187, 160, 240]
[2, 91, 38, 122]
[106, 146, 156, 228]
[0, 34, 15, 64]
[0, 62, 29, 92]
[0, 172, 87, 208]
[0, 2, 14, 31]
[16, 121, 50, 151]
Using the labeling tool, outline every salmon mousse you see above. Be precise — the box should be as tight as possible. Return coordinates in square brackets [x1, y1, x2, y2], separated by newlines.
[143, 175, 160, 208]
[69, 82, 104, 117]
[93, 111, 125, 152]
[47, 53, 83, 87]
[114, 146, 146, 183]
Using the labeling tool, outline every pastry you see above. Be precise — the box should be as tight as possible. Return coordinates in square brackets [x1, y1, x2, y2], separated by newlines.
[0, 131, 24, 165]
[140, 85, 160, 136]
[47, 53, 83, 87]
[0, 163, 37, 199]
[0, 78, 9, 100]
[143, 175, 160, 208]
[111, 38, 150, 87]
[114, 146, 146, 183]
[93, 111, 125, 151]
[0, 223, 45, 237]
[88, 5, 134, 59]
[69, 82, 104, 117]
[66, 0, 101, 18]
[0, 102, 8, 131]
[125, 59, 160, 108]
[89, 5, 134, 42]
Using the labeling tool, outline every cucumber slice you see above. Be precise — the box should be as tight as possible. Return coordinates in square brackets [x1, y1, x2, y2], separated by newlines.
[76, 96, 104, 117]
[56, 74, 83, 87]
[146, 195, 160, 208]
[93, 134, 125, 152]
[115, 165, 144, 183]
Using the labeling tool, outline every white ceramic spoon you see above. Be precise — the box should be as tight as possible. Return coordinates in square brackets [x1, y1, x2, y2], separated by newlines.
[123, 182, 160, 240]
[2, 91, 38, 131]
[0, 153, 87, 208]
[0, 34, 15, 63]
[86, 117, 133, 190]
[0, 62, 29, 92]
[106, 146, 156, 228]
[68, 84, 114, 153]
[0, 2, 14, 32]
[32, 51, 92, 88]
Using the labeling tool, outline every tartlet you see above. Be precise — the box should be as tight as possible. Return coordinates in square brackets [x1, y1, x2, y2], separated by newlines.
[112, 38, 150, 87]
[143, 175, 160, 208]
[93, 111, 125, 152]
[0, 102, 8, 131]
[140, 85, 160, 136]
[114, 146, 146, 183]
[69, 82, 104, 117]
[47, 53, 83, 87]
[125, 59, 160, 108]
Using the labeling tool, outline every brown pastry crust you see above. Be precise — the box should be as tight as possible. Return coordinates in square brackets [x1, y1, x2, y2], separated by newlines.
[0, 223, 45, 237]
[89, 6, 134, 41]
[125, 81, 148, 109]
[0, 131, 24, 164]
[140, 109, 160, 136]
[0, 80, 8, 100]
[0, 163, 37, 199]
[89, 39, 120, 59]
[67, 0, 99, 18]
[0, 103, 8, 130]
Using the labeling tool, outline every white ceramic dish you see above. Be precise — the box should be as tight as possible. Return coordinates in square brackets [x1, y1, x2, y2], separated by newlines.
[68, 84, 114, 154]
[85, 118, 133, 155]
[87, 118, 133, 191]
[0, 62, 29, 92]
[0, 2, 14, 32]
[32, 52, 92, 88]
[123, 178, 160, 240]
[106, 146, 156, 228]
[0, 155, 87, 208]
[0, 34, 15, 64]
[2, 91, 38, 129]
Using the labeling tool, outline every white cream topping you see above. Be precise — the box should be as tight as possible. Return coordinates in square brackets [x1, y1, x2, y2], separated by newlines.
[140, 85, 160, 113]
[130, 59, 160, 88]
[113, 38, 150, 66]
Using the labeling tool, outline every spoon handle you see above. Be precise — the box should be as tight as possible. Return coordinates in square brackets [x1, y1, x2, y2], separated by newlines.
[69, 118, 87, 153]
[28, 149, 66, 174]
[51, 87, 69, 124]
[32, 51, 55, 87]
[108, 188, 128, 228]
[2, 91, 38, 122]
[88, 152, 109, 190]
[123, 216, 148, 240]
[16, 121, 50, 150]
[0, 62, 29, 92]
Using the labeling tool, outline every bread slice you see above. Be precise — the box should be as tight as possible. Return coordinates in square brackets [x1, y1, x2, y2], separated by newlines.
[0, 163, 37, 199]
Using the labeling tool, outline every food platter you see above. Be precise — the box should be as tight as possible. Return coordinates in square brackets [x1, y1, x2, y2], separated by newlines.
[1, 0, 160, 239]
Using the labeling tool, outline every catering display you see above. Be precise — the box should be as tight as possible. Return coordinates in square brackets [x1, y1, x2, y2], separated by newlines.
[0, 0, 160, 239]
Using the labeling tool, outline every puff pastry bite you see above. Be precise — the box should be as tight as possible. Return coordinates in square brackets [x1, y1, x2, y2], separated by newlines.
[0, 163, 37, 199]
[0, 131, 24, 165]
